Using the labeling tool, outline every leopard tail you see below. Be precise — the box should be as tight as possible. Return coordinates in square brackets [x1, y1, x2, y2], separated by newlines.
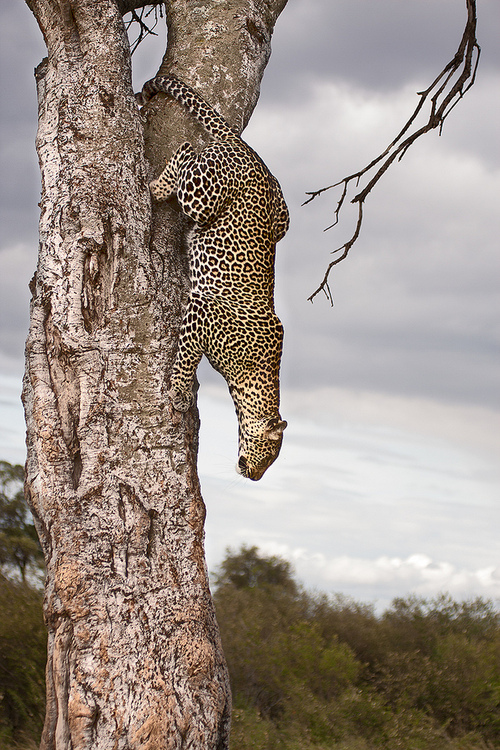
[138, 75, 238, 141]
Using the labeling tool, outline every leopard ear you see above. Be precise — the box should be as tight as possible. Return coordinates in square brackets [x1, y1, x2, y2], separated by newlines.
[263, 419, 287, 441]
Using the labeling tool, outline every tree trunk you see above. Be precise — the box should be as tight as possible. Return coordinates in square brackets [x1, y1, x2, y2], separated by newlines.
[22, 0, 287, 747]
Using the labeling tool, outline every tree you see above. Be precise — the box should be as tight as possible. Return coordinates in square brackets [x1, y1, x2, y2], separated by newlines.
[0, 461, 43, 583]
[22, 1, 287, 748]
[212, 554, 500, 748]
[213, 544, 298, 594]
[213, 547, 361, 736]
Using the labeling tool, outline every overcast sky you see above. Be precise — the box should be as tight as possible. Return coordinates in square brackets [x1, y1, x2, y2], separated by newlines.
[1, 0, 499, 610]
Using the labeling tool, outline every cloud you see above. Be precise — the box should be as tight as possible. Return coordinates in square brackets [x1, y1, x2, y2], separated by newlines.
[0, 373, 25, 465]
[264, 0, 500, 98]
[2, 1, 499, 409]
[1, 365, 498, 607]
[256, 545, 500, 610]
[0, 5, 44, 249]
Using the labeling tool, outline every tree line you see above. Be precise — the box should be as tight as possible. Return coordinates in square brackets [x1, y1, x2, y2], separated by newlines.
[1, 462, 498, 749]
[215, 546, 500, 749]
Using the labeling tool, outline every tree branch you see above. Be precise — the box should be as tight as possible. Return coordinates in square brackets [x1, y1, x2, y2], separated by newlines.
[306, 0, 480, 304]
[124, 4, 163, 54]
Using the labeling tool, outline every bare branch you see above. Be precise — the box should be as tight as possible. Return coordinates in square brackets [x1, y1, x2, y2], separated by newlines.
[306, 0, 480, 304]
[123, 4, 163, 54]
[307, 203, 364, 305]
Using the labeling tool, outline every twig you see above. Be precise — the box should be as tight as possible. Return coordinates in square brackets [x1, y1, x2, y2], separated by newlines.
[306, 0, 480, 304]
[124, 5, 163, 55]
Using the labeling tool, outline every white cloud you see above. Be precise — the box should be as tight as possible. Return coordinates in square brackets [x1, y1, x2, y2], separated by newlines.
[255, 545, 500, 610]
[1, 349, 498, 608]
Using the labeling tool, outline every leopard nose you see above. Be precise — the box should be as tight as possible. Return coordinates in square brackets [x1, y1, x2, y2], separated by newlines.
[236, 456, 249, 477]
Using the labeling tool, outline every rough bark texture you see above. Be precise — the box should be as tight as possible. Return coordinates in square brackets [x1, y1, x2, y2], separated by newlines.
[22, 0, 288, 748]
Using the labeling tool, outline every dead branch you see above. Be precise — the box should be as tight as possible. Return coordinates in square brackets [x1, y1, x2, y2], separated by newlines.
[124, 4, 163, 54]
[306, 0, 480, 304]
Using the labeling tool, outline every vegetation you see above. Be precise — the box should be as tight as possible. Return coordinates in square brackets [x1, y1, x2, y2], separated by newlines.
[0, 575, 46, 748]
[0, 470, 498, 749]
[0, 462, 45, 748]
[214, 546, 499, 750]
[0, 461, 43, 585]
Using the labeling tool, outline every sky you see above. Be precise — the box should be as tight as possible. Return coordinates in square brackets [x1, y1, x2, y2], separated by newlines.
[1, 0, 499, 611]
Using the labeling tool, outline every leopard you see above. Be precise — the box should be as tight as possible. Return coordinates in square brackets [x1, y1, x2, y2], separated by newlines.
[138, 76, 289, 480]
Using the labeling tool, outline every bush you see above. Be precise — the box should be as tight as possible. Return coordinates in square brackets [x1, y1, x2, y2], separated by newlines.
[213, 547, 500, 750]
[0, 575, 46, 746]
[0, 461, 44, 586]
[374, 596, 500, 741]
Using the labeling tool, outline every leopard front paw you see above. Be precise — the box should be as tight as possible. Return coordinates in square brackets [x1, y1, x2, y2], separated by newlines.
[169, 387, 193, 412]
[150, 178, 175, 203]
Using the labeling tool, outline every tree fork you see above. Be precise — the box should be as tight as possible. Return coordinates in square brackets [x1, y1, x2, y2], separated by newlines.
[22, 0, 288, 747]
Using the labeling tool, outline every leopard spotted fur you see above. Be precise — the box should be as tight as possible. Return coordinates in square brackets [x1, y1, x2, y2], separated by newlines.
[139, 76, 289, 480]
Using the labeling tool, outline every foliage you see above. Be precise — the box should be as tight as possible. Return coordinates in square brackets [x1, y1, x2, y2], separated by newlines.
[213, 545, 297, 594]
[213, 546, 500, 750]
[0, 575, 46, 747]
[375, 596, 500, 740]
[0, 462, 46, 748]
[0, 462, 43, 584]
[307, 592, 383, 668]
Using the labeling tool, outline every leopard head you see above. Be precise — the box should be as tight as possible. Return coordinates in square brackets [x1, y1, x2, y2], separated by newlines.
[236, 416, 287, 481]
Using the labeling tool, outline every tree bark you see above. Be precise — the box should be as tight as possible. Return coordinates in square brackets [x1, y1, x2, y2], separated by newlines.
[22, 0, 287, 748]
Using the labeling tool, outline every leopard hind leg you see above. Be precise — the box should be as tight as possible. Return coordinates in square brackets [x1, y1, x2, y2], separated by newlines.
[169, 294, 206, 411]
[150, 141, 196, 202]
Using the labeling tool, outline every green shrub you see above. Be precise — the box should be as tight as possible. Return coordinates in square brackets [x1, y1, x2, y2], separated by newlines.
[214, 548, 500, 750]
[0, 576, 46, 746]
